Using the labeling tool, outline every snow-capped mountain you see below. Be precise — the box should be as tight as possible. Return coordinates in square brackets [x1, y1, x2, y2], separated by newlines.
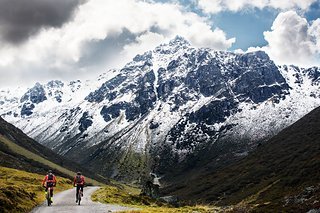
[1, 36, 320, 180]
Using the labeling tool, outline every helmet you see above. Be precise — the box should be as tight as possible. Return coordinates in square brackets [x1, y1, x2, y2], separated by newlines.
[48, 170, 52, 174]
[77, 171, 81, 175]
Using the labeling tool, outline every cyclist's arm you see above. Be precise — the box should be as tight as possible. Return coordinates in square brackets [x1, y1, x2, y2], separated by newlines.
[73, 176, 76, 186]
[82, 176, 85, 186]
[53, 176, 57, 186]
[42, 176, 47, 187]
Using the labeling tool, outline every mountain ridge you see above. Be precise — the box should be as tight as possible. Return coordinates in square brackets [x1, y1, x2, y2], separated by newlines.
[1, 36, 320, 181]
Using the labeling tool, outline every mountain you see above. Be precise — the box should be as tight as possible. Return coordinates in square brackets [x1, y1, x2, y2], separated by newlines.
[1, 36, 320, 181]
[0, 116, 106, 184]
[163, 106, 320, 212]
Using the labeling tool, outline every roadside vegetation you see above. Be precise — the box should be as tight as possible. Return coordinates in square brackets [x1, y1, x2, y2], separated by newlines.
[91, 185, 220, 213]
[0, 166, 72, 212]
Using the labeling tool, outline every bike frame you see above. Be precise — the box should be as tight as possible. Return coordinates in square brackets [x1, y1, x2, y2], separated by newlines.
[46, 186, 54, 206]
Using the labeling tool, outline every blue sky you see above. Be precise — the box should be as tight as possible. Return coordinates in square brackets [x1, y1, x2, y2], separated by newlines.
[214, 3, 320, 50]
[306, 1, 320, 20]
[157, 0, 277, 49]
[0, 0, 319, 87]
[158, 0, 320, 50]
[210, 9, 278, 50]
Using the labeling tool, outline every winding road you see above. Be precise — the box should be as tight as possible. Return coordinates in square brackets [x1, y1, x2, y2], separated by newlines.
[31, 186, 137, 213]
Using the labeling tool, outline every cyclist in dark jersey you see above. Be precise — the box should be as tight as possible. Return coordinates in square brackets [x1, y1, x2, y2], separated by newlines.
[74, 171, 85, 203]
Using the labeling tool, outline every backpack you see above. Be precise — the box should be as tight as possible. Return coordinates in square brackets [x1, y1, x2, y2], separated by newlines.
[48, 174, 54, 181]
[46, 174, 54, 187]
[76, 175, 82, 184]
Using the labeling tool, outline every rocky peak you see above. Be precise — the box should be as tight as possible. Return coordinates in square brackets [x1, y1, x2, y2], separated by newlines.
[154, 35, 191, 56]
[236, 51, 272, 67]
[20, 83, 47, 104]
[133, 51, 152, 63]
[168, 35, 191, 47]
[46, 80, 64, 88]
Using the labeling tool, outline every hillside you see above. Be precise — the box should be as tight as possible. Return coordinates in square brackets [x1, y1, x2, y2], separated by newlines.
[0, 167, 72, 212]
[163, 106, 320, 212]
[0, 116, 106, 184]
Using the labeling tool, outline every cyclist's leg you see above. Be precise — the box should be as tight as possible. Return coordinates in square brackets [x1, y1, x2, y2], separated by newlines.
[44, 186, 48, 200]
[80, 185, 84, 196]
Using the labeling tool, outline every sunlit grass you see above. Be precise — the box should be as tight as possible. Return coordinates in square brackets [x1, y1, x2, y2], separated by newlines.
[0, 166, 72, 212]
[0, 135, 101, 186]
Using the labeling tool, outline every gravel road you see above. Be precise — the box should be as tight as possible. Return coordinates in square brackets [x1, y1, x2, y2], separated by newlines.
[31, 186, 138, 213]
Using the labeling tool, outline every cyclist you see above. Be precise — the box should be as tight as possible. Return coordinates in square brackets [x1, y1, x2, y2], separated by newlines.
[42, 170, 57, 203]
[74, 171, 85, 203]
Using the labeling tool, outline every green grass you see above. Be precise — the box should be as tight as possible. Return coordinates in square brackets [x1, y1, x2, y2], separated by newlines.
[92, 186, 222, 213]
[0, 166, 72, 213]
[118, 206, 221, 213]
[0, 135, 101, 186]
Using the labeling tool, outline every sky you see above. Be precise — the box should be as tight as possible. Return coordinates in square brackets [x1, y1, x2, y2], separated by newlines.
[0, 0, 319, 87]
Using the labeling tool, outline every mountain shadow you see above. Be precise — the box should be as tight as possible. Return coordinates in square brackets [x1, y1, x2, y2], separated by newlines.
[163, 106, 320, 212]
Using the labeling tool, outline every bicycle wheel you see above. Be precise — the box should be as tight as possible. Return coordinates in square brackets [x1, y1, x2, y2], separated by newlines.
[46, 192, 51, 206]
[78, 190, 81, 205]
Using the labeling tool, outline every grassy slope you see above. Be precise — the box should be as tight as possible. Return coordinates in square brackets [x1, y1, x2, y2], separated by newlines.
[163, 106, 320, 212]
[0, 166, 72, 213]
[0, 134, 101, 186]
[0, 116, 107, 185]
[92, 186, 221, 213]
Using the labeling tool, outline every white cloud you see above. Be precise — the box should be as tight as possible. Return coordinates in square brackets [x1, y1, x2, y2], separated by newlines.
[309, 19, 320, 50]
[0, 0, 235, 87]
[262, 11, 320, 67]
[234, 48, 245, 54]
[197, 0, 317, 14]
[113, 32, 166, 68]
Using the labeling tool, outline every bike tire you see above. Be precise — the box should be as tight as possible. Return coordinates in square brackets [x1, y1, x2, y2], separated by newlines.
[78, 192, 81, 205]
[46, 193, 51, 206]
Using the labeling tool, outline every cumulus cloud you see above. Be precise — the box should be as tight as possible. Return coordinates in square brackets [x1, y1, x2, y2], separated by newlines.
[309, 19, 320, 50]
[0, 0, 85, 44]
[197, 0, 318, 14]
[0, 0, 235, 87]
[262, 11, 320, 66]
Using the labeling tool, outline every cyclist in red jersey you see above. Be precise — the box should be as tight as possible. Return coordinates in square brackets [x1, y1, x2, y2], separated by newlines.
[42, 170, 57, 202]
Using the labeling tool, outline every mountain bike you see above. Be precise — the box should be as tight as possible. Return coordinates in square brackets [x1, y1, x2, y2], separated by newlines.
[45, 186, 54, 206]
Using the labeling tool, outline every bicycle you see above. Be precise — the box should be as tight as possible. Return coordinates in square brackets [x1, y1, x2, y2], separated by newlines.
[74, 172, 85, 205]
[77, 187, 83, 205]
[45, 186, 54, 206]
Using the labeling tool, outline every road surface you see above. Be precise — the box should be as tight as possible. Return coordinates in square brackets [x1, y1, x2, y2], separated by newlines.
[31, 186, 138, 213]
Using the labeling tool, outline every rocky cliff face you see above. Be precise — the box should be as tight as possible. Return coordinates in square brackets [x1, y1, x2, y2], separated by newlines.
[1, 36, 320, 181]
